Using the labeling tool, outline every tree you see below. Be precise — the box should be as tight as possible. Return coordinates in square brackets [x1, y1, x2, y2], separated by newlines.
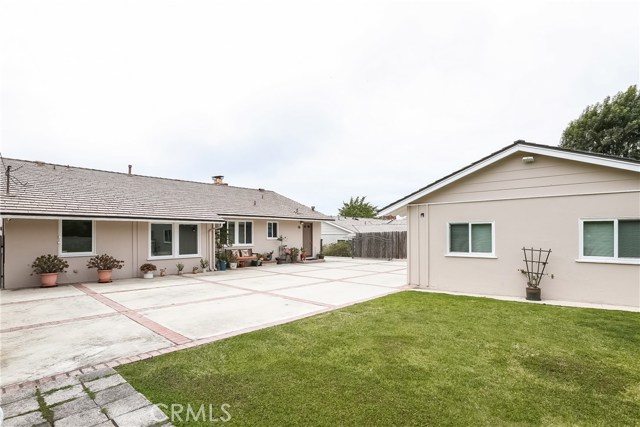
[560, 85, 640, 160]
[338, 196, 378, 218]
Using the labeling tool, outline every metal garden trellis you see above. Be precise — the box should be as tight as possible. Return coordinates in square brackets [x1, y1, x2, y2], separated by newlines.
[521, 247, 552, 301]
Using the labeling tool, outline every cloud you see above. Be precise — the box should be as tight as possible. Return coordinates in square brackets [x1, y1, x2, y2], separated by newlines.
[1, 0, 638, 215]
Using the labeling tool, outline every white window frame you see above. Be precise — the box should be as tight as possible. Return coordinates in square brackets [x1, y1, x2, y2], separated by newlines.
[446, 221, 496, 258]
[58, 219, 96, 257]
[578, 218, 640, 265]
[226, 220, 254, 247]
[267, 221, 279, 240]
[149, 222, 201, 260]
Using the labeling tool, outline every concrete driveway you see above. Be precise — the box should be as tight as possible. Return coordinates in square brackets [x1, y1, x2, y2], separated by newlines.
[0, 257, 407, 389]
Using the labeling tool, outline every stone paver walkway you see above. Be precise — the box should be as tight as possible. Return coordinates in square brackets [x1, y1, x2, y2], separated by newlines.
[0, 368, 172, 427]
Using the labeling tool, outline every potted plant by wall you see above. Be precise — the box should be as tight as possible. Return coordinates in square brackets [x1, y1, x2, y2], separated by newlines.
[31, 254, 69, 287]
[289, 247, 300, 263]
[300, 247, 307, 262]
[200, 258, 210, 273]
[228, 252, 238, 269]
[86, 254, 124, 283]
[140, 263, 157, 279]
[217, 252, 228, 271]
[520, 247, 552, 301]
[317, 252, 325, 260]
[176, 263, 185, 275]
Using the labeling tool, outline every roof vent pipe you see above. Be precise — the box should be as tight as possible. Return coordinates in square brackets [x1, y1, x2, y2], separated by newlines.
[128, 165, 132, 175]
[213, 175, 225, 185]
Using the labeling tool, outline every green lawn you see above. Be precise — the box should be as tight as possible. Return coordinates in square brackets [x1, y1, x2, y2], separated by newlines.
[117, 292, 640, 426]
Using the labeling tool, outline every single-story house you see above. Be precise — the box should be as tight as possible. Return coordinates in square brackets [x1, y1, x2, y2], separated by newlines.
[378, 141, 640, 308]
[321, 216, 407, 245]
[0, 158, 330, 289]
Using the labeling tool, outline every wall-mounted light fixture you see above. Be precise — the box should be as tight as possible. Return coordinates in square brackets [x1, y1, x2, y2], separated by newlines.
[522, 156, 535, 164]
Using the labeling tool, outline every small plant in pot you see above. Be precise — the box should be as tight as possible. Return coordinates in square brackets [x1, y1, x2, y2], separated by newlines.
[31, 254, 69, 287]
[86, 254, 124, 283]
[200, 258, 210, 273]
[140, 263, 157, 279]
[176, 263, 185, 275]
[289, 247, 300, 263]
[228, 252, 238, 269]
[217, 252, 228, 271]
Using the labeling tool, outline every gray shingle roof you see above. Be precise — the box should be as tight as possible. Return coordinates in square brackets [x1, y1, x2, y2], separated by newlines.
[0, 158, 330, 222]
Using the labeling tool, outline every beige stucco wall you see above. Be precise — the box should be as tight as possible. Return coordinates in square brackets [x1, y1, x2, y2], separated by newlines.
[421, 152, 639, 204]
[2, 219, 212, 289]
[406, 155, 640, 308]
[2, 218, 322, 289]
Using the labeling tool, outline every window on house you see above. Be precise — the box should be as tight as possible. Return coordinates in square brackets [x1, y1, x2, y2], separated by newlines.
[151, 223, 173, 257]
[448, 222, 493, 255]
[61, 220, 94, 255]
[582, 219, 640, 260]
[150, 223, 200, 258]
[267, 221, 278, 239]
[224, 221, 253, 246]
[238, 221, 252, 244]
[178, 224, 199, 256]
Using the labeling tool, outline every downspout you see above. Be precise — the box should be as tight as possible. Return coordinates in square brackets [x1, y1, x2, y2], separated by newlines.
[210, 223, 224, 270]
[1, 217, 5, 289]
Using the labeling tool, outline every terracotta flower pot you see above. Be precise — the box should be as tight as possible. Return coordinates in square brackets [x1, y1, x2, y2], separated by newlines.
[40, 273, 58, 287]
[97, 269, 113, 283]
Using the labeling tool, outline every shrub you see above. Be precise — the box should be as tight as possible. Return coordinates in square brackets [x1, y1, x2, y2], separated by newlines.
[31, 254, 69, 275]
[322, 241, 352, 257]
[87, 254, 124, 270]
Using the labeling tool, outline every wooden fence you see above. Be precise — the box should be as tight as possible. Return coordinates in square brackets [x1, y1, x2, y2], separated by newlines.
[351, 231, 407, 259]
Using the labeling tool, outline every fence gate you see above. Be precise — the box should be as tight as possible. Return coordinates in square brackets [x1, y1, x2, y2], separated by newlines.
[351, 231, 407, 259]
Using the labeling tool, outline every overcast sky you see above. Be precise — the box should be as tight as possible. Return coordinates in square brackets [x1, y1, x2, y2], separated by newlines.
[1, 0, 638, 215]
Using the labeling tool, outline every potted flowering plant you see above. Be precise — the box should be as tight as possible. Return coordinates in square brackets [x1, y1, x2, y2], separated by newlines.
[31, 254, 69, 287]
[87, 254, 124, 283]
[140, 263, 157, 279]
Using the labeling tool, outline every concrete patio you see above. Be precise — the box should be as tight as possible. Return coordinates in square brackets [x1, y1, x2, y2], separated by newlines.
[0, 257, 408, 389]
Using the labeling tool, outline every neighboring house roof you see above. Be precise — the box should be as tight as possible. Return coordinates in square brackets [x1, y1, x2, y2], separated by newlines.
[0, 158, 330, 222]
[379, 141, 640, 216]
[323, 216, 407, 234]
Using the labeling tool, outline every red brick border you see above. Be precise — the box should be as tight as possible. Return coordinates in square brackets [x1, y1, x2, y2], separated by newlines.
[74, 284, 190, 345]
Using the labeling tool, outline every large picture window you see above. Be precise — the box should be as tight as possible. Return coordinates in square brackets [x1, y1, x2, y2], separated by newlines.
[60, 220, 95, 255]
[150, 223, 200, 258]
[582, 219, 640, 261]
[224, 221, 253, 246]
[448, 222, 494, 256]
